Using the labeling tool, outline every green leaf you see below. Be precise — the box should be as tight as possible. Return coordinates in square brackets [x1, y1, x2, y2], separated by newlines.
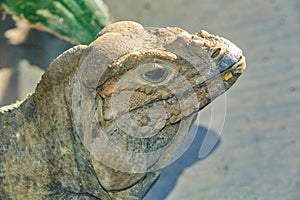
[0, 0, 113, 44]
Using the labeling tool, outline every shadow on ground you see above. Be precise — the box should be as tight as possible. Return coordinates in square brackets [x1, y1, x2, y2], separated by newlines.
[144, 125, 220, 200]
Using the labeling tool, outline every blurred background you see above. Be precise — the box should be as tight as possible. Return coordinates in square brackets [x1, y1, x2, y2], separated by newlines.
[1, 0, 300, 199]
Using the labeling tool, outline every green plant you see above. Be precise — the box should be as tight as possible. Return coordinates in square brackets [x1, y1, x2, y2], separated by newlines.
[0, 0, 113, 44]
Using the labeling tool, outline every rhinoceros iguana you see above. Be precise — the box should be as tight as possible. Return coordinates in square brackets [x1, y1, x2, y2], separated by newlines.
[0, 21, 246, 199]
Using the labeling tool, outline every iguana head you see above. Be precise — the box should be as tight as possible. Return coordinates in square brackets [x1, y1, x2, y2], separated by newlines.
[71, 21, 245, 191]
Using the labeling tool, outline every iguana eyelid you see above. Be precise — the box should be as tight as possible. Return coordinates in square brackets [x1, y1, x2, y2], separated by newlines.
[140, 63, 170, 84]
[137, 62, 175, 85]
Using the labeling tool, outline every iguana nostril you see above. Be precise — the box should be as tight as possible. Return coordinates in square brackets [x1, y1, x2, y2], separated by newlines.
[211, 48, 222, 59]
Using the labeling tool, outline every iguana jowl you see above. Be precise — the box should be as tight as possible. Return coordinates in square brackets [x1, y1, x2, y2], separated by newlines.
[0, 21, 246, 199]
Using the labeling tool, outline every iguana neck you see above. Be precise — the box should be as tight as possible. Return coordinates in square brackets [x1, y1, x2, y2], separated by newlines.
[0, 44, 171, 199]
[0, 46, 111, 199]
[39, 45, 163, 199]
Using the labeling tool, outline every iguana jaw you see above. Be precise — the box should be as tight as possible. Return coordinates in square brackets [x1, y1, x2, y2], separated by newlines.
[124, 54, 246, 126]
[172, 54, 246, 121]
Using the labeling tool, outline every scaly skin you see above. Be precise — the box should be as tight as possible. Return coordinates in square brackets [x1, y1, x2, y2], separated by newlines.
[0, 21, 246, 199]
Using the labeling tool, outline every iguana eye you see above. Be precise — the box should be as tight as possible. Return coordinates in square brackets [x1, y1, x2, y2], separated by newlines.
[141, 63, 170, 84]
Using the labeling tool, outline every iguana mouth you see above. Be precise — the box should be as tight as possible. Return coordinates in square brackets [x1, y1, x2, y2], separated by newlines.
[193, 53, 245, 85]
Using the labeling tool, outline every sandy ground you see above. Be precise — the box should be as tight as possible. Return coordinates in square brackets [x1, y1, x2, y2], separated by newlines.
[1, 0, 300, 199]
